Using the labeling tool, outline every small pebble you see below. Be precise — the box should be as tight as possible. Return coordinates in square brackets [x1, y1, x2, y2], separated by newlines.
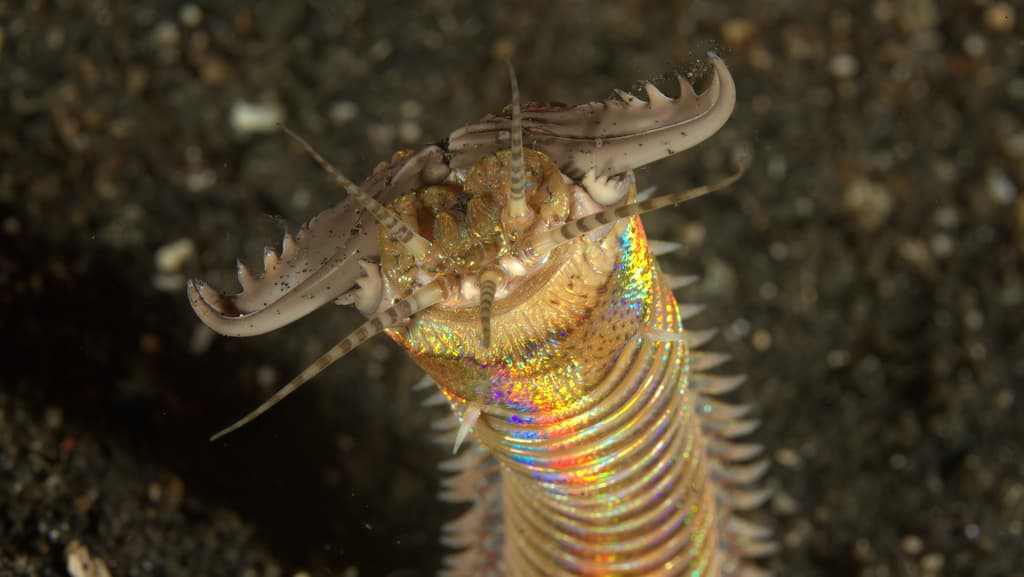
[330, 100, 360, 125]
[983, 2, 1016, 32]
[66, 540, 112, 577]
[986, 169, 1016, 205]
[152, 20, 180, 49]
[230, 100, 285, 135]
[829, 53, 860, 78]
[751, 329, 772, 352]
[843, 178, 892, 233]
[773, 490, 799, 515]
[399, 100, 423, 119]
[154, 237, 195, 274]
[901, 534, 924, 555]
[920, 552, 944, 573]
[720, 18, 756, 47]
[179, 4, 202, 28]
[44, 407, 63, 430]
[962, 34, 987, 58]
[398, 120, 422, 144]
[775, 448, 804, 468]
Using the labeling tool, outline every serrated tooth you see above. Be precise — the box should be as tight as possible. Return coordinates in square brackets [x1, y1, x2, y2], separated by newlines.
[236, 259, 254, 288]
[281, 232, 298, 260]
[665, 273, 699, 290]
[643, 82, 671, 104]
[676, 73, 698, 100]
[680, 303, 705, 320]
[262, 245, 280, 271]
[615, 88, 642, 106]
[685, 327, 719, 349]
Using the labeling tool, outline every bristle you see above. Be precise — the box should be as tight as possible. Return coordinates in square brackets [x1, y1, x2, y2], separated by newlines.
[412, 374, 435, 391]
[708, 439, 764, 462]
[680, 303, 706, 320]
[649, 240, 685, 256]
[422, 391, 450, 407]
[685, 328, 720, 349]
[453, 404, 482, 454]
[665, 273, 699, 290]
[691, 351, 732, 371]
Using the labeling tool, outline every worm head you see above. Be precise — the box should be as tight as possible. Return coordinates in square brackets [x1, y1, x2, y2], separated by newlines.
[189, 54, 739, 435]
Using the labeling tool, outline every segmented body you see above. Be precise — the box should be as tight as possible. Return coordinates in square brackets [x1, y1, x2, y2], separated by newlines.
[189, 55, 772, 576]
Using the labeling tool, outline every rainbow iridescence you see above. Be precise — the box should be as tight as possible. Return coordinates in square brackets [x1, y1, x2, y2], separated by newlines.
[390, 213, 725, 575]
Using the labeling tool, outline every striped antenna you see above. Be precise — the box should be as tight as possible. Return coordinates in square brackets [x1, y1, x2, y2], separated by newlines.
[281, 126, 432, 259]
[478, 268, 504, 349]
[527, 164, 746, 255]
[504, 60, 529, 221]
[210, 277, 452, 441]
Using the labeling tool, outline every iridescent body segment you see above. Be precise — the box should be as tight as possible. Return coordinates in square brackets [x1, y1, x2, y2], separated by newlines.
[188, 55, 774, 576]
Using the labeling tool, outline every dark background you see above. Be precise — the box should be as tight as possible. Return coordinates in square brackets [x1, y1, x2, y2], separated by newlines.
[2, 1, 1022, 576]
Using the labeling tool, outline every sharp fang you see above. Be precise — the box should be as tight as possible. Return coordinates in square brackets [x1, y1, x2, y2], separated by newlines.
[643, 82, 671, 104]
[615, 88, 642, 107]
[263, 246, 280, 271]
[676, 73, 699, 99]
[236, 259, 254, 288]
[281, 232, 298, 260]
[452, 404, 482, 454]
